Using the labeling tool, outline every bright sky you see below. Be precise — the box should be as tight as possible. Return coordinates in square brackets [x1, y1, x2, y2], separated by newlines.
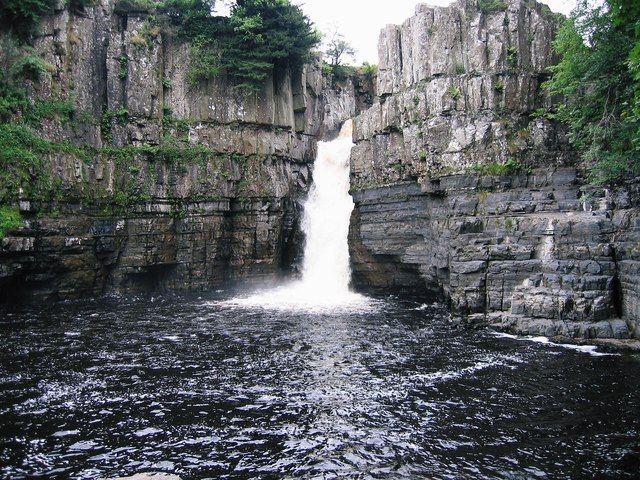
[216, 1, 577, 65]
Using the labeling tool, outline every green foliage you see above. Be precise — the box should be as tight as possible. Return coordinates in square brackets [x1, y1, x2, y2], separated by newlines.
[471, 158, 527, 176]
[0, 0, 55, 40]
[169, 0, 320, 91]
[28, 98, 76, 123]
[0, 206, 23, 238]
[608, 0, 640, 156]
[478, 0, 508, 13]
[118, 55, 128, 80]
[531, 107, 553, 120]
[114, 0, 157, 14]
[332, 64, 358, 81]
[0, 123, 85, 202]
[544, 0, 640, 184]
[504, 218, 515, 232]
[0, 84, 28, 122]
[115, 107, 129, 123]
[223, 0, 321, 91]
[454, 63, 466, 75]
[162, 77, 173, 89]
[11, 51, 49, 82]
[187, 35, 222, 86]
[360, 62, 377, 79]
[506, 46, 518, 67]
[130, 34, 149, 48]
[494, 81, 504, 92]
[448, 86, 462, 100]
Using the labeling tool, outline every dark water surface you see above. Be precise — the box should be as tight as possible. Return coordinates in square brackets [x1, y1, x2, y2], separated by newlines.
[0, 292, 639, 479]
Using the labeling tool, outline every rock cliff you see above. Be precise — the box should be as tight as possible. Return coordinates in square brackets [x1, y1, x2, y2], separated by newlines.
[0, 0, 364, 301]
[349, 0, 640, 340]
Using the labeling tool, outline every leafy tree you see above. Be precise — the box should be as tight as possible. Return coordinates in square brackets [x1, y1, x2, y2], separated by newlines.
[324, 31, 356, 66]
[544, 0, 640, 184]
[222, 0, 321, 90]
[608, 0, 640, 142]
[165, 0, 320, 91]
[159, 0, 216, 19]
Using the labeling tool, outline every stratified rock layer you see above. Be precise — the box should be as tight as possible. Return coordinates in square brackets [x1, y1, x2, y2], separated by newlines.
[349, 0, 640, 339]
[0, 0, 368, 301]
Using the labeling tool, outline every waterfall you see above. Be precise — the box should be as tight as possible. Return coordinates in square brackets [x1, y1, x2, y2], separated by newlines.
[221, 120, 374, 312]
[300, 120, 354, 294]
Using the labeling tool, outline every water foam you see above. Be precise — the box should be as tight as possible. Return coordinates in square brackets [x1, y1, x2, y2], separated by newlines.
[222, 120, 375, 313]
[491, 332, 616, 356]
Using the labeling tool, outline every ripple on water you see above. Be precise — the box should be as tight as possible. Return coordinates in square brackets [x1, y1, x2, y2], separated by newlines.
[0, 294, 639, 479]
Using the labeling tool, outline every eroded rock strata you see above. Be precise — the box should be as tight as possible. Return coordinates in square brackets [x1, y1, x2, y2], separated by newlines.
[0, 0, 367, 301]
[348, 0, 640, 339]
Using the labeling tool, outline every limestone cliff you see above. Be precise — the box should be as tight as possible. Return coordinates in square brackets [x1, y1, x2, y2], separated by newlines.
[0, 0, 363, 301]
[349, 0, 640, 340]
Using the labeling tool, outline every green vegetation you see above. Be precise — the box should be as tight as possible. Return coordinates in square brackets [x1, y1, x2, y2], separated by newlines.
[544, 0, 640, 185]
[478, 0, 508, 14]
[471, 158, 528, 177]
[360, 62, 378, 79]
[0, 206, 23, 238]
[448, 86, 462, 100]
[118, 55, 128, 80]
[504, 217, 515, 233]
[0, 0, 305, 212]
[0, 122, 87, 202]
[0, 0, 54, 40]
[166, 0, 320, 91]
[113, 0, 157, 15]
[0, 0, 93, 40]
[506, 46, 518, 67]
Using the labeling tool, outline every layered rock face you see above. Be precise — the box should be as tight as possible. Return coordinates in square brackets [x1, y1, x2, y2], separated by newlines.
[349, 0, 640, 339]
[0, 0, 363, 301]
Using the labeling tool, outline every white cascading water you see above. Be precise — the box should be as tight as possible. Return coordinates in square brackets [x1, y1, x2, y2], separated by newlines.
[299, 120, 354, 294]
[220, 120, 374, 312]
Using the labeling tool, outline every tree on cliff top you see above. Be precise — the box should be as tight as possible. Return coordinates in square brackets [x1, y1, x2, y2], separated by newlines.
[223, 0, 321, 89]
[324, 31, 356, 66]
[166, 0, 320, 91]
[545, 0, 640, 184]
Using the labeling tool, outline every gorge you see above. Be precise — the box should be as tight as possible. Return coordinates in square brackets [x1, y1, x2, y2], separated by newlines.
[1, 0, 640, 478]
[1, 0, 638, 343]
